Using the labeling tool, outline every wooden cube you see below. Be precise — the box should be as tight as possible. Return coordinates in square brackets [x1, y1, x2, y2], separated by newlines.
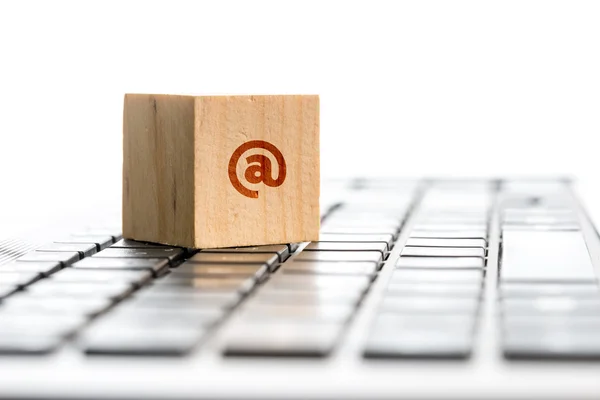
[122, 94, 320, 248]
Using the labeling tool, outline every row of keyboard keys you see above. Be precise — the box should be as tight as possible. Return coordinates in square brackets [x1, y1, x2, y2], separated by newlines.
[364, 185, 490, 359]
[222, 201, 400, 358]
[81, 242, 289, 356]
[498, 188, 600, 360]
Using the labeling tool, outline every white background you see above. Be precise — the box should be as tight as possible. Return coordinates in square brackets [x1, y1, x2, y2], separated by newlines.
[1, 0, 599, 221]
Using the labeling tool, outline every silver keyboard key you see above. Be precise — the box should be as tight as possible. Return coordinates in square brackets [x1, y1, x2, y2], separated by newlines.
[281, 261, 377, 276]
[397, 257, 484, 269]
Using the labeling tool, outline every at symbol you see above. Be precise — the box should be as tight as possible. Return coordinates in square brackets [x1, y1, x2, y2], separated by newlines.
[228, 140, 287, 198]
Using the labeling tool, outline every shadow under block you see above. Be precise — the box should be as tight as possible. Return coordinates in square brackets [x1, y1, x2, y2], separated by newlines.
[122, 94, 320, 248]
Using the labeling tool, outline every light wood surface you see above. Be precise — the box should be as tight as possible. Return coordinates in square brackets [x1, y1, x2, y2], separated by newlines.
[123, 94, 320, 248]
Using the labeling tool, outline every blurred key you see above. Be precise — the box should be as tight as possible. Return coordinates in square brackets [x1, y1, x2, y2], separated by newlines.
[102, 307, 223, 329]
[26, 281, 134, 300]
[132, 290, 240, 309]
[0, 261, 62, 276]
[391, 269, 483, 283]
[500, 283, 600, 298]
[413, 223, 488, 231]
[503, 330, 600, 360]
[401, 247, 485, 258]
[381, 296, 479, 314]
[0, 314, 85, 337]
[267, 275, 371, 291]
[72, 257, 169, 276]
[320, 227, 399, 237]
[281, 261, 377, 276]
[0, 335, 63, 354]
[502, 297, 600, 316]
[17, 251, 79, 266]
[240, 303, 354, 323]
[56, 235, 113, 251]
[224, 322, 341, 357]
[203, 245, 289, 263]
[364, 330, 472, 359]
[82, 326, 205, 356]
[318, 233, 394, 250]
[373, 313, 476, 335]
[387, 282, 482, 297]
[50, 269, 152, 287]
[173, 263, 268, 280]
[189, 253, 279, 272]
[0, 271, 43, 287]
[293, 251, 382, 264]
[397, 257, 484, 269]
[410, 231, 487, 239]
[153, 275, 255, 293]
[36, 243, 97, 258]
[305, 241, 387, 255]
[4, 295, 112, 316]
[94, 248, 185, 264]
[406, 238, 487, 248]
[253, 288, 363, 305]
[501, 231, 595, 283]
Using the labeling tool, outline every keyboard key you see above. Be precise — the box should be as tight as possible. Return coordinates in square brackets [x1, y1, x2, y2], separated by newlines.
[397, 257, 484, 269]
[502, 297, 600, 316]
[50, 269, 152, 287]
[380, 296, 480, 314]
[320, 227, 399, 237]
[304, 241, 388, 255]
[0, 261, 62, 276]
[223, 322, 341, 357]
[401, 247, 485, 258]
[281, 261, 377, 276]
[0, 314, 85, 337]
[93, 248, 185, 264]
[267, 275, 371, 292]
[406, 238, 487, 248]
[253, 288, 363, 306]
[73, 230, 122, 242]
[203, 245, 290, 263]
[239, 303, 354, 323]
[173, 263, 268, 280]
[102, 307, 223, 329]
[413, 223, 488, 232]
[293, 251, 382, 264]
[0, 271, 43, 287]
[36, 243, 97, 258]
[153, 275, 255, 293]
[373, 313, 476, 335]
[410, 231, 487, 239]
[391, 269, 483, 283]
[189, 253, 279, 271]
[17, 251, 80, 266]
[72, 257, 169, 276]
[318, 233, 394, 250]
[56, 235, 114, 251]
[386, 282, 482, 297]
[501, 231, 595, 283]
[111, 239, 180, 249]
[500, 283, 600, 298]
[364, 330, 472, 359]
[503, 330, 600, 360]
[82, 326, 205, 356]
[0, 335, 63, 354]
[4, 295, 112, 316]
[26, 281, 134, 300]
[132, 291, 240, 309]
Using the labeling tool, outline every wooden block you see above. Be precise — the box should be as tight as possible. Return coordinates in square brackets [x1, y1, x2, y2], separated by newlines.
[123, 94, 320, 248]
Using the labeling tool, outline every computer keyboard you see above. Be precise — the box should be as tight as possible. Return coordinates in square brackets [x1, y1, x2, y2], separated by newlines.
[1, 178, 599, 362]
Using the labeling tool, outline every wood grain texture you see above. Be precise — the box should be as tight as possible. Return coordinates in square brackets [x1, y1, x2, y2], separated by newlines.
[123, 94, 319, 248]
[123, 94, 196, 247]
